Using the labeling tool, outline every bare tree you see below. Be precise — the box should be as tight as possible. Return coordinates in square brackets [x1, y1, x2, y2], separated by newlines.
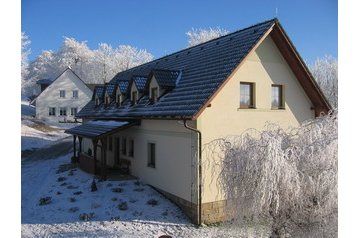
[204, 112, 338, 237]
[186, 27, 229, 47]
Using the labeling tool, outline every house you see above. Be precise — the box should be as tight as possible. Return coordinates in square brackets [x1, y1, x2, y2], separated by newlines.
[65, 18, 330, 225]
[34, 68, 93, 122]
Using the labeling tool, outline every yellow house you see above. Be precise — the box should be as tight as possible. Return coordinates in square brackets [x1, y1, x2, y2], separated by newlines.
[66, 18, 330, 225]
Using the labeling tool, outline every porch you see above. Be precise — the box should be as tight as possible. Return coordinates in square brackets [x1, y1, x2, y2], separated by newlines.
[65, 120, 140, 180]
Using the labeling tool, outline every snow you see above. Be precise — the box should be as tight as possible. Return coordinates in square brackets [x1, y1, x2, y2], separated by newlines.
[21, 109, 268, 237]
[88, 120, 129, 127]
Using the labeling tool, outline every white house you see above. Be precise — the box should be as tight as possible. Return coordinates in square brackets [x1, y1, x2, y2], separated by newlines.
[34, 68, 93, 122]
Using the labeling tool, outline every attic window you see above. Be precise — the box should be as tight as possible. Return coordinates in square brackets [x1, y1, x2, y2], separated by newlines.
[132, 91, 138, 105]
[116, 94, 122, 106]
[105, 96, 110, 106]
[95, 98, 100, 106]
[151, 87, 158, 103]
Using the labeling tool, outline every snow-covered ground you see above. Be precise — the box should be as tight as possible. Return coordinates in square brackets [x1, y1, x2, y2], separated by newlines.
[21, 103, 269, 237]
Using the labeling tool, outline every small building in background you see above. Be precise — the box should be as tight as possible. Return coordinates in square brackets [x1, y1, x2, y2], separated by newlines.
[33, 67, 93, 122]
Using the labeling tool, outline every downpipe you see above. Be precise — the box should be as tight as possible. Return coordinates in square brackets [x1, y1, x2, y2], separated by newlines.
[183, 119, 202, 226]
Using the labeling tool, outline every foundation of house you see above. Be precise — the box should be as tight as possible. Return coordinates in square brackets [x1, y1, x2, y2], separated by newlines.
[153, 187, 234, 225]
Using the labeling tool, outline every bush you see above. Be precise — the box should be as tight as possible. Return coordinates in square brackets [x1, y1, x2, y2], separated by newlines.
[69, 197, 76, 203]
[39, 196, 52, 206]
[117, 201, 128, 211]
[111, 188, 123, 193]
[133, 188, 144, 192]
[79, 212, 95, 221]
[91, 179, 97, 192]
[69, 207, 79, 213]
[57, 177, 66, 182]
[147, 199, 159, 207]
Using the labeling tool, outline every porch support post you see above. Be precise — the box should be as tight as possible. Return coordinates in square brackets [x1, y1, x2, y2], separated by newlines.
[78, 137, 83, 157]
[100, 138, 107, 180]
[92, 139, 98, 175]
[72, 135, 77, 163]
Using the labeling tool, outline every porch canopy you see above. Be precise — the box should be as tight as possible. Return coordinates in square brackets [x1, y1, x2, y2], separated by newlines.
[65, 120, 139, 139]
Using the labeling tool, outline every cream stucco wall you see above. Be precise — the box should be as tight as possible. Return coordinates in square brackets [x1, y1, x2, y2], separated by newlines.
[81, 120, 198, 203]
[35, 69, 92, 121]
[149, 76, 166, 98]
[197, 35, 315, 203]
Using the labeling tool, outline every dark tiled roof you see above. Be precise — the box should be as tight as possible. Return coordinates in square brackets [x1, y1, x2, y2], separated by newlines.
[151, 69, 180, 89]
[133, 76, 147, 92]
[77, 19, 276, 119]
[118, 81, 129, 94]
[65, 120, 137, 138]
[93, 86, 105, 100]
[36, 79, 52, 85]
[105, 83, 116, 97]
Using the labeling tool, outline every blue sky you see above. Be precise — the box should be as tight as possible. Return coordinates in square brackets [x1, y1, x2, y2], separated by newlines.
[22, 0, 337, 64]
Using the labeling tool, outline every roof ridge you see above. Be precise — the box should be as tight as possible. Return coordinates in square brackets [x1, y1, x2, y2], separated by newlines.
[112, 18, 277, 80]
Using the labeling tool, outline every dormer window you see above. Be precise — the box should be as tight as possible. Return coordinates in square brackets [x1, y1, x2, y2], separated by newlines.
[116, 94, 122, 106]
[151, 87, 158, 103]
[95, 97, 100, 106]
[132, 91, 138, 105]
[105, 96, 110, 106]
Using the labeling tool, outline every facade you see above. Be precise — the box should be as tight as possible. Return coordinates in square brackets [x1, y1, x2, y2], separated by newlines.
[66, 19, 330, 225]
[34, 68, 93, 121]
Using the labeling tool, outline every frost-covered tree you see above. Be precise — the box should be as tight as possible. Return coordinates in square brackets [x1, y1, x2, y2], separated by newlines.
[21, 37, 154, 97]
[21, 32, 32, 98]
[186, 27, 229, 47]
[309, 55, 338, 108]
[204, 112, 338, 237]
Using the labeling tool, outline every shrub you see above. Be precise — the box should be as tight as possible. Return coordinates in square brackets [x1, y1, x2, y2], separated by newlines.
[117, 201, 128, 211]
[133, 188, 144, 192]
[56, 191, 62, 195]
[69, 197, 76, 202]
[57, 177, 66, 182]
[39, 196, 52, 206]
[69, 207, 79, 213]
[111, 188, 123, 193]
[91, 179, 97, 192]
[147, 199, 159, 207]
[73, 191, 82, 195]
[79, 212, 95, 221]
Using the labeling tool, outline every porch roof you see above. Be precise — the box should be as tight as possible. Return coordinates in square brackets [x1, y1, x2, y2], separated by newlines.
[65, 120, 139, 139]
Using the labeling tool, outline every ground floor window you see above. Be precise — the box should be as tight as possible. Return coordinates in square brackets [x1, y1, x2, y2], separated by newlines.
[59, 107, 67, 116]
[128, 139, 134, 157]
[70, 107, 78, 116]
[147, 142, 156, 168]
[48, 107, 56, 116]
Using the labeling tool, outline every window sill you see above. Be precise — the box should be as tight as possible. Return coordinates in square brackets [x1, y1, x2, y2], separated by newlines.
[271, 107, 286, 110]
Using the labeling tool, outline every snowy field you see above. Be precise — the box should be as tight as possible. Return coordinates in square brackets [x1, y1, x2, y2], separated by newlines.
[21, 102, 269, 237]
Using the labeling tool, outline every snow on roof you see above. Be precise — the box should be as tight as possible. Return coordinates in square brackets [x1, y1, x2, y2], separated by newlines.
[87, 120, 129, 127]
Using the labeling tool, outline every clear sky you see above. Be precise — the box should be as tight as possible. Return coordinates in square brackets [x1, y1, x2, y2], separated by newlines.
[22, 0, 337, 64]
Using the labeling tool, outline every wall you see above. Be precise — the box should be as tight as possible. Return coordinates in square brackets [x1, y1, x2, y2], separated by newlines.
[35, 69, 92, 121]
[197, 35, 315, 203]
[81, 120, 198, 203]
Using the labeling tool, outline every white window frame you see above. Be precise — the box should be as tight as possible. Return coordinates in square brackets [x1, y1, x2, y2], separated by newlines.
[70, 107, 78, 116]
[72, 90, 78, 99]
[60, 90, 66, 98]
[48, 107, 56, 116]
[59, 107, 67, 116]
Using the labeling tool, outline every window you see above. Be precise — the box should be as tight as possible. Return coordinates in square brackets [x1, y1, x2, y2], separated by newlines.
[151, 87, 158, 102]
[147, 142, 156, 168]
[95, 98, 100, 106]
[48, 107, 56, 116]
[116, 94, 122, 105]
[70, 107, 77, 116]
[105, 96, 110, 106]
[60, 90, 66, 98]
[128, 139, 134, 157]
[121, 137, 127, 155]
[272, 85, 284, 109]
[132, 91, 137, 104]
[59, 107, 67, 116]
[108, 137, 113, 151]
[72, 90, 78, 98]
[240, 83, 254, 108]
